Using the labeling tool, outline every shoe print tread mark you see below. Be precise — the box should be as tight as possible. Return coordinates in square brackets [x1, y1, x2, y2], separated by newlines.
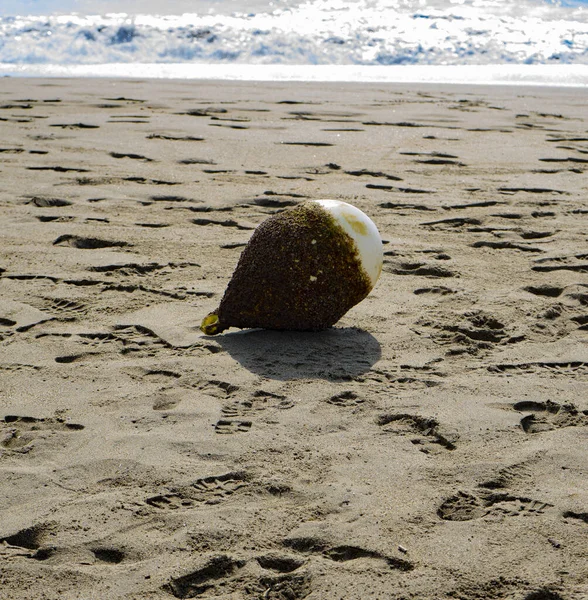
[438, 491, 553, 521]
[46, 298, 89, 318]
[145, 493, 188, 510]
[360, 366, 445, 389]
[190, 472, 249, 498]
[488, 361, 588, 378]
[214, 419, 252, 434]
[512, 400, 588, 433]
[485, 494, 554, 518]
[146, 472, 249, 510]
[113, 325, 170, 354]
[478, 461, 534, 490]
[257, 572, 312, 600]
[222, 391, 292, 416]
[437, 492, 486, 521]
[418, 311, 510, 348]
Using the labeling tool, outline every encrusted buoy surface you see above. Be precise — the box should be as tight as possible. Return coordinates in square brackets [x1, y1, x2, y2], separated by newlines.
[200, 199, 383, 335]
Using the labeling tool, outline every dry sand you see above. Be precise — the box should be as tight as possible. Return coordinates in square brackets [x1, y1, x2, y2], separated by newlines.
[0, 78, 587, 600]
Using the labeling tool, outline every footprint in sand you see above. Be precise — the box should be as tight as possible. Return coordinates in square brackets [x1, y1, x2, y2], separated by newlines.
[562, 511, 588, 525]
[532, 252, 588, 274]
[197, 379, 240, 399]
[214, 419, 252, 435]
[524, 284, 565, 298]
[325, 391, 364, 407]
[1, 415, 84, 454]
[26, 196, 73, 207]
[90, 547, 126, 564]
[379, 200, 437, 213]
[421, 216, 483, 231]
[385, 261, 456, 279]
[471, 240, 543, 253]
[149, 194, 195, 203]
[437, 490, 553, 521]
[283, 536, 414, 572]
[164, 554, 311, 600]
[512, 400, 588, 434]
[53, 234, 129, 249]
[109, 151, 153, 161]
[367, 183, 437, 195]
[377, 413, 457, 452]
[146, 472, 250, 510]
[478, 461, 534, 490]
[416, 309, 520, 355]
[112, 325, 169, 356]
[192, 217, 255, 231]
[148, 133, 204, 142]
[27, 165, 90, 173]
[0, 522, 58, 553]
[256, 553, 306, 573]
[488, 361, 588, 379]
[345, 168, 402, 181]
[45, 298, 89, 320]
[222, 390, 293, 417]
[360, 365, 444, 390]
[413, 286, 456, 296]
[399, 150, 466, 166]
[49, 122, 99, 129]
[165, 555, 247, 598]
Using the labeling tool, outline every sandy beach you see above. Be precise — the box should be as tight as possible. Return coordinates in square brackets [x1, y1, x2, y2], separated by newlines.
[0, 77, 587, 600]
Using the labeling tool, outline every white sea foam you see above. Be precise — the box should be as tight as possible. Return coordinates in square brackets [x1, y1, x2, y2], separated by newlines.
[2, 0, 588, 65]
[1, 0, 588, 82]
[3, 62, 588, 86]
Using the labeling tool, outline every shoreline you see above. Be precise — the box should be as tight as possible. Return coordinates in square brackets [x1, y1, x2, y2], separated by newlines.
[1, 77, 587, 600]
[3, 63, 588, 88]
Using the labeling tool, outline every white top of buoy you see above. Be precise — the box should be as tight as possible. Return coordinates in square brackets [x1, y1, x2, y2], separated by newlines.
[313, 199, 383, 288]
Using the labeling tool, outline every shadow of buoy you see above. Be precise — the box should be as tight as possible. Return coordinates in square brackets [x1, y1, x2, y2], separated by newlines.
[208, 327, 381, 381]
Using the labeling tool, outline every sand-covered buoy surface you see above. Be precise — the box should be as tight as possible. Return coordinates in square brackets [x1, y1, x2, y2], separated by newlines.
[200, 199, 383, 335]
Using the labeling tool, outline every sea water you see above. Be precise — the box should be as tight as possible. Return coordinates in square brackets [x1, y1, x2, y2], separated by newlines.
[1, 0, 588, 85]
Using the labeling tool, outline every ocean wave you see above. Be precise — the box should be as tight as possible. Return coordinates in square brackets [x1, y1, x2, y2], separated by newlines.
[1, 0, 588, 66]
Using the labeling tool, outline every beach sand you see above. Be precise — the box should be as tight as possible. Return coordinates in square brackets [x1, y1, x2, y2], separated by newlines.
[0, 77, 587, 600]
